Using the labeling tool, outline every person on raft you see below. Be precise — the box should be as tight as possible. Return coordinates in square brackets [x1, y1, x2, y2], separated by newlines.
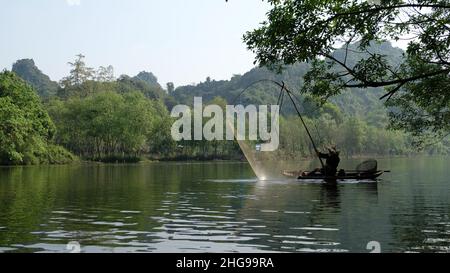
[311, 146, 341, 177]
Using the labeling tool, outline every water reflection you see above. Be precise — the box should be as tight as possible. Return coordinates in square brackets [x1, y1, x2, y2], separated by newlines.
[0, 158, 449, 253]
[319, 183, 341, 210]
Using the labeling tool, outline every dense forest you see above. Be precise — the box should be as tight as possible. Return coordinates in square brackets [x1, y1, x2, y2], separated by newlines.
[1, 42, 448, 165]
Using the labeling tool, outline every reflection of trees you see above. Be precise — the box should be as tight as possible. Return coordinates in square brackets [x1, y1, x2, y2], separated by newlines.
[234, 176, 380, 252]
[387, 157, 450, 252]
[0, 166, 59, 245]
[0, 164, 190, 248]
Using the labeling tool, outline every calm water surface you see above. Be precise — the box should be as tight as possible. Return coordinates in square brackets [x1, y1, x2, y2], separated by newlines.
[0, 157, 449, 253]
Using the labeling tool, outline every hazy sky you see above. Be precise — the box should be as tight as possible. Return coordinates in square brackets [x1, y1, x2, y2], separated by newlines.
[0, 0, 270, 87]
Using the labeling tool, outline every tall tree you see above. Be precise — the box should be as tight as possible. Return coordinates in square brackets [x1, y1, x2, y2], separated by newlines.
[134, 71, 162, 88]
[244, 0, 450, 145]
[61, 54, 95, 88]
[96, 65, 115, 82]
[166, 82, 175, 94]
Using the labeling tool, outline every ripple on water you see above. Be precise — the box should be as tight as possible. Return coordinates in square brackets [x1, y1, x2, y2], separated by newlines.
[274, 235, 316, 240]
[51, 211, 71, 214]
[187, 214, 232, 220]
[91, 221, 137, 227]
[425, 238, 450, 243]
[120, 211, 141, 214]
[296, 248, 349, 253]
[282, 240, 340, 246]
[31, 230, 76, 238]
[0, 247, 17, 253]
[284, 211, 310, 215]
[292, 227, 339, 232]
[260, 210, 278, 213]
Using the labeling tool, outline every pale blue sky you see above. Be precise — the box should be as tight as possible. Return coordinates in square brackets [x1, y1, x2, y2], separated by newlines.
[0, 0, 270, 87]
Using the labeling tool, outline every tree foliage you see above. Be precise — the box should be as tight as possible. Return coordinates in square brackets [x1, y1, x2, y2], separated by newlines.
[0, 71, 74, 165]
[61, 54, 95, 88]
[5, 43, 449, 166]
[47, 91, 173, 161]
[134, 71, 162, 89]
[116, 75, 166, 100]
[244, 0, 450, 145]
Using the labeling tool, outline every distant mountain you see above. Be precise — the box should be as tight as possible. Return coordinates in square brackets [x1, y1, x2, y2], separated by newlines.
[329, 41, 404, 120]
[332, 40, 404, 68]
[170, 41, 404, 123]
[171, 62, 309, 106]
[12, 59, 59, 98]
[116, 74, 166, 100]
[133, 71, 162, 89]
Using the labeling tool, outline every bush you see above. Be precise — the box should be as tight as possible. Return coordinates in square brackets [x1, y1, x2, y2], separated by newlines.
[91, 155, 141, 163]
[46, 145, 77, 164]
[0, 71, 76, 165]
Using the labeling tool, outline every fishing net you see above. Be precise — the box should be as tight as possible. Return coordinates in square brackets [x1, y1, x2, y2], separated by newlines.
[356, 160, 378, 173]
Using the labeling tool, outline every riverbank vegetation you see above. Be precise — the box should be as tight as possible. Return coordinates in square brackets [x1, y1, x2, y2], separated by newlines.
[0, 72, 75, 165]
[1, 41, 449, 165]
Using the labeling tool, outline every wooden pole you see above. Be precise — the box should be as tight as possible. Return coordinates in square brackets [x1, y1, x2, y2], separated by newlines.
[276, 81, 325, 169]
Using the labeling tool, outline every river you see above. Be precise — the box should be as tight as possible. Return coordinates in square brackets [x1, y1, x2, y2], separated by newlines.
[0, 157, 448, 253]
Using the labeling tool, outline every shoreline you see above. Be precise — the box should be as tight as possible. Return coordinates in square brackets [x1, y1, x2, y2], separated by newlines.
[0, 154, 448, 167]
